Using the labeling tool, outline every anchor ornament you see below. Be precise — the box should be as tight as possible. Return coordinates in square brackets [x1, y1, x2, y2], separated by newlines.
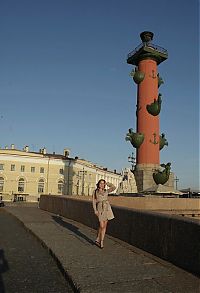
[149, 69, 157, 79]
[150, 133, 159, 144]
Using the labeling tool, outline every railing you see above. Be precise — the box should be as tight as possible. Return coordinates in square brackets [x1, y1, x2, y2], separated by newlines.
[127, 42, 168, 59]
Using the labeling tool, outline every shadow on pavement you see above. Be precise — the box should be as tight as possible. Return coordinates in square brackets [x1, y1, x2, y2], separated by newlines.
[52, 215, 94, 245]
[0, 249, 9, 293]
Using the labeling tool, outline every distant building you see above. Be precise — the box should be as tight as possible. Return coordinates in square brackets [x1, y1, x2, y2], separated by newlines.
[116, 168, 138, 194]
[0, 145, 122, 202]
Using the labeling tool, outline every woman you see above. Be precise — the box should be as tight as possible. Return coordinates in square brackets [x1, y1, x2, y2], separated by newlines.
[92, 179, 116, 249]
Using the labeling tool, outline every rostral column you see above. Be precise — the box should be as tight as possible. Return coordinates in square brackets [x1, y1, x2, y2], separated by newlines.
[126, 31, 172, 192]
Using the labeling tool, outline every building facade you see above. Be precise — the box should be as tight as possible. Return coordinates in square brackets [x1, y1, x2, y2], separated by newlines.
[0, 145, 122, 202]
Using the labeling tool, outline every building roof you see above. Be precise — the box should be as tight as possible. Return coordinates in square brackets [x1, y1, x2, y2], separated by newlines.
[0, 146, 121, 175]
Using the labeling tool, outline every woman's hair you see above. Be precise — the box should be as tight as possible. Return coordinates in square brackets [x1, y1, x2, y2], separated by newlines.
[96, 179, 106, 190]
[94, 179, 106, 198]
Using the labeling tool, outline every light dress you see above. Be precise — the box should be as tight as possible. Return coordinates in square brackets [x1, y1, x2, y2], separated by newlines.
[92, 183, 116, 222]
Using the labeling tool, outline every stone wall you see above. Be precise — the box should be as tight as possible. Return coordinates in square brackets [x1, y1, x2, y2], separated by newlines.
[39, 195, 200, 276]
[69, 195, 200, 212]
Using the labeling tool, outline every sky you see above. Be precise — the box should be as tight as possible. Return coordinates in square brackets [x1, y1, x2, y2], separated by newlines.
[0, 0, 199, 190]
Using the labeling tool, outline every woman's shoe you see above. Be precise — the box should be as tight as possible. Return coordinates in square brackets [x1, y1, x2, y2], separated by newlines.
[95, 240, 100, 247]
[100, 241, 104, 249]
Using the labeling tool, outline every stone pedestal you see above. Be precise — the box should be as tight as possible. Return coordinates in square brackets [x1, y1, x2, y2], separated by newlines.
[134, 164, 175, 193]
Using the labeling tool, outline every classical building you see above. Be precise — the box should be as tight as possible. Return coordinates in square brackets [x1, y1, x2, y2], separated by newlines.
[0, 144, 122, 202]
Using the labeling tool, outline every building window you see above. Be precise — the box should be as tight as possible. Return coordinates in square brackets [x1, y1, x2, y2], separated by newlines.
[38, 179, 44, 194]
[31, 167, 35, 173]
[0, 177, 4, 192]
[0, 164, 4, 171]
[11, 164, 15, 171]
[18, 178, 25, 193]
[59, 168, 64, 175]
[21, 165, 25, 172]
[40, 167, 44, 173]
[58, 180, 64, 194]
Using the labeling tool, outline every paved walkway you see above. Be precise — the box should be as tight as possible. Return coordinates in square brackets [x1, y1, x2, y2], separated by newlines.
[0, 208, 73, 293]
[3, 204, 200, 293]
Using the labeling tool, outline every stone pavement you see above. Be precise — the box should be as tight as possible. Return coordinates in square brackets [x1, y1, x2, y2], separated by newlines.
[0, 209, 73, 293]
[4, 204, 200, 293]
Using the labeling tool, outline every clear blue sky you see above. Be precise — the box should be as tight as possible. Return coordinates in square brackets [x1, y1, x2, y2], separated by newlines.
[0, 0, 199, 189]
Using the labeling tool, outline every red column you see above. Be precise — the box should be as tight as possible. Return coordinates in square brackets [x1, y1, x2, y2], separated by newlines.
[136, 59, 160, 165]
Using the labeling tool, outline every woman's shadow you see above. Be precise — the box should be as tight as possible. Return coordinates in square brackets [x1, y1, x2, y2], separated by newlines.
[52, 215, 94, 245]
[0, 249, 9, 293]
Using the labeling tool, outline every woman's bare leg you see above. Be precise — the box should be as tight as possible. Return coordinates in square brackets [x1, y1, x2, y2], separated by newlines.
[100, 220, 108, 248]
[96, 221, 104, 244]
[96, 227, 101, 243]
[95, 220, 104, 243]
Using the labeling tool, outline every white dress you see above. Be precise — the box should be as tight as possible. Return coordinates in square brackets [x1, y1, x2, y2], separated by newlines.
[92, 183, 116, 221]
